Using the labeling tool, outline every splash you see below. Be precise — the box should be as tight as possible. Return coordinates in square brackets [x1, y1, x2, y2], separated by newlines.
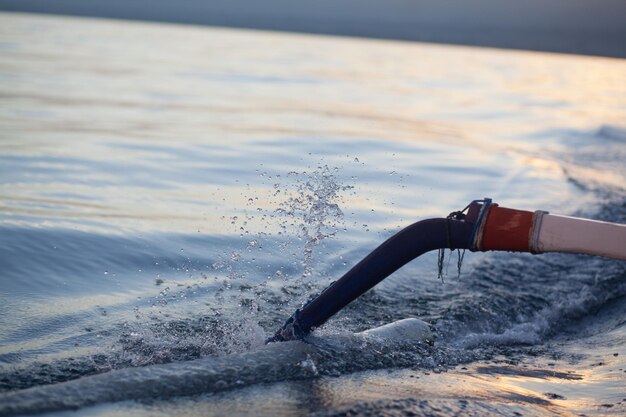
[275, 164, 353, 278]
[109, 163, 355, 368]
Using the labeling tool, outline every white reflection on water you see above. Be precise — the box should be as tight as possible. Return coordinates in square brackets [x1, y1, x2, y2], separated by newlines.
[2, 13, 625, 235]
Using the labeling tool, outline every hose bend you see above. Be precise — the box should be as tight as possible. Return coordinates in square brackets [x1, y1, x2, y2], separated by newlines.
[269, 217, 474, 342]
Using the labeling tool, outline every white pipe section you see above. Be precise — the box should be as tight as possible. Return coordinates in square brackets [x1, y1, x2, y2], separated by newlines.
[535, 213, 626, 261]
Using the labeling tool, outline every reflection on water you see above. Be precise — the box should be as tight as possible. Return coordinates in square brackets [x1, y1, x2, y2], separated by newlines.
[2, 13, 625, 236]
[1, 12, 626, 417]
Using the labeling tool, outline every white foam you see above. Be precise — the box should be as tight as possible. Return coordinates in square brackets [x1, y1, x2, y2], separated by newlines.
[359, 318, 433, 344]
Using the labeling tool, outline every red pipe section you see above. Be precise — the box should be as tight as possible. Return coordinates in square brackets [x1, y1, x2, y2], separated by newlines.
[478, 204, 534, 252]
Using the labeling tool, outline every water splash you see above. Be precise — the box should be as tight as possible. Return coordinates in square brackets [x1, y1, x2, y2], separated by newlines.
[117, 316, 266, 367]
[275, 164, 353, 278]
[105, 163, 355, 370]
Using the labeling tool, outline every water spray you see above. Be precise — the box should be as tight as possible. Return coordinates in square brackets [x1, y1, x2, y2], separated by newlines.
[270, 198, 626, 342]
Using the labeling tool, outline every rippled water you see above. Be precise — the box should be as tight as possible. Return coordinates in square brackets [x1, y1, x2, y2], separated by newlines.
[1, 12, 625, 417]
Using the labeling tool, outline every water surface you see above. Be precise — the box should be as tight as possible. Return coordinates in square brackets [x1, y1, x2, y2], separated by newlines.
[1, 13, 625, 416]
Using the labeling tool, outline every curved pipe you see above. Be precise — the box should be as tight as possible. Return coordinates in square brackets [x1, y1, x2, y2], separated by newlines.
[269, 217, 474, 342]
[270, 199, 626, 342]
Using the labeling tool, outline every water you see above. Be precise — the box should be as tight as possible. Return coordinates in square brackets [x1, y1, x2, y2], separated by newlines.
[1, 12, 625, 416]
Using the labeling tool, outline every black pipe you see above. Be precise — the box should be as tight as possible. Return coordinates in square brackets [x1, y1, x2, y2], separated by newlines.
[269, 217, 475, 342]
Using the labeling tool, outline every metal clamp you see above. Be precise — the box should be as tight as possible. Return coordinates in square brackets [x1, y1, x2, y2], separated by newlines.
[469, 198, 493, 251]
[529, 210, 549, 254]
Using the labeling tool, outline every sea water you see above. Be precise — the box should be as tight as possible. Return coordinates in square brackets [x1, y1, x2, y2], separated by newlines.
[0, 12, 625, 416]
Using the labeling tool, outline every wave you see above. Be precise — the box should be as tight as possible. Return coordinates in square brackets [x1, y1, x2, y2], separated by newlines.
[0, 319, 433, 416]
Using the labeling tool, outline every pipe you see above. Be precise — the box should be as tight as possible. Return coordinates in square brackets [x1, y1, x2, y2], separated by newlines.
[474, 204, 626, 261]
[269, 214, 477, 342]
[270, 199, 626, 342]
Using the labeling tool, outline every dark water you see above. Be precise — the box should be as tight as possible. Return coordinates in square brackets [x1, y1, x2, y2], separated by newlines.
[1, 13, 625, 416]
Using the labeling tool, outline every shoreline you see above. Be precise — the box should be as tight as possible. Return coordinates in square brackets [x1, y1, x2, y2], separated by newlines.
[1, 0, 625, 58]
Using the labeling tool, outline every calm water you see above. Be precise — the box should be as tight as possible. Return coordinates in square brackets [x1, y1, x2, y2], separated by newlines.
[1, 12, 625, 416]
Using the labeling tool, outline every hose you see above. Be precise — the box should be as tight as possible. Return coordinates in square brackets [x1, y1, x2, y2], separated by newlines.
[269, 199, 626, 342]
[268, 215, 476, 342]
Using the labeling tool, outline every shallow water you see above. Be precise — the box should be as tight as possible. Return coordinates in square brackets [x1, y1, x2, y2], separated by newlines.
[1, 12, 625, 416]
